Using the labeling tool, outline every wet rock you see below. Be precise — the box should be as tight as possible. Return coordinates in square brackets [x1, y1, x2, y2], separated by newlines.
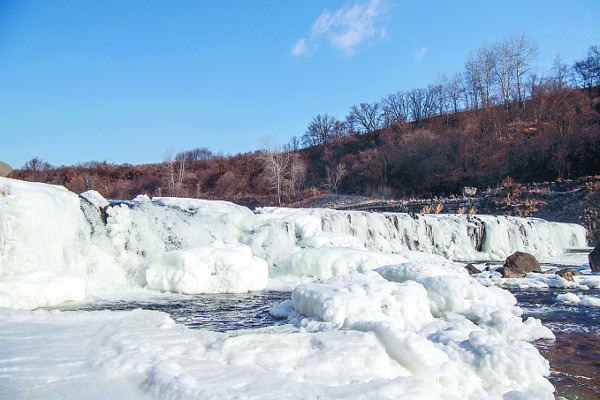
[464, 263, 481, 275]
[499, 251, 541, 278]
[543, 269, 558, 274]
[589, 243, 600, 273]
[556, 269, 575, 281]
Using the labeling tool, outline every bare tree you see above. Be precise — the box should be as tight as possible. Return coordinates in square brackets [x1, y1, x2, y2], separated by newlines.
[513, 33, 539, 104]
[551, 54, 570, 91]
[302, 113, 338, 146]
[463, 53, 481, 110]
[478, 45, 498, 110]
[573, 45, 600, 88]
[23, 157, 53, 172]
[324, 162, 347, 194]
[494, 37, 517, 108]
[381, 91, 408, 127]
[429, 82, 446, 117]
[176, 152, 186, 186]
[465, 46, 497, 110]
[347, 102, 383, 133]
[181, 147, 213, 161]
[163, 150, 176, 196]
[444, 72, 465, 114]
[259, 138, 290, 206]
[287, 152, 306, 196]
[407, 88, 431, 125]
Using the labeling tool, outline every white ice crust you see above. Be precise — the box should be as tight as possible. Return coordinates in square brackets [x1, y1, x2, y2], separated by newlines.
[0, 177, 593, 399]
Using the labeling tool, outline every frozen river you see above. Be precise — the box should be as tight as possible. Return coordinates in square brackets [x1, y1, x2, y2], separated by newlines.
[1, 176, 599, 399]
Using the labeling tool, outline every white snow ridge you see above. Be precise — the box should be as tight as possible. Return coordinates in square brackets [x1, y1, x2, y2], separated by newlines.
[0, 177, 589, 399]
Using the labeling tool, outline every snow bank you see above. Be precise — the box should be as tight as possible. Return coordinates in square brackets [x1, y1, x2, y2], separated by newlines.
[288, 261, 555, 400]
[0, 307, 450, 399]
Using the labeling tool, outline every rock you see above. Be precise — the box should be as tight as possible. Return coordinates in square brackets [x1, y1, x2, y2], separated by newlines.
[464, 263, 481, 275]
[542, 269, 557, 274]
[462, 186, 477, 197]
[590, 244, 600, 273]
[500, 251, 541, 278]
[556, 269, 575, 281]
[0, 161, 11, 177]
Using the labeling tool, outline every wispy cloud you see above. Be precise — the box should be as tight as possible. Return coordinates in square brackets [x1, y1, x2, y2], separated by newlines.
[415, 46, 428, 60]
[290, 0, 387, 57]
[290, 39, 310, 57]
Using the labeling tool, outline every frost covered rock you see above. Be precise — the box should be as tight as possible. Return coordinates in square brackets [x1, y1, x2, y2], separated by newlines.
[589, 243, 600, 273]
[499, 252, 541, 278]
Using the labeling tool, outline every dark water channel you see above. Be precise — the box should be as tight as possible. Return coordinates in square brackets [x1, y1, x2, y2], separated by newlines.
[510, 288, 600, 400]
[57, 290, 292, 332]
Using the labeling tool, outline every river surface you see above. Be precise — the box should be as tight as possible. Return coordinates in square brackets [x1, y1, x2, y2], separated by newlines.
[56, 285, 600, 400]
[512, 287, 600, 400]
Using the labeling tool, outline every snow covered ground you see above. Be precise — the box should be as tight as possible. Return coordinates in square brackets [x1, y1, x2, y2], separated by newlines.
[0, 176, 595, 399]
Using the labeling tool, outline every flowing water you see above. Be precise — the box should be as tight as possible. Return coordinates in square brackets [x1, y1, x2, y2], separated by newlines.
[511, 287, 600, 400]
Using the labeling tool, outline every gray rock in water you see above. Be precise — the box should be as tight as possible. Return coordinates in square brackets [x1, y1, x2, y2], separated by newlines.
[464, 263, 481, 275]
[589, 244, 600, 273]
[499, 251, 541, 278]
[0, 161, 11, 177]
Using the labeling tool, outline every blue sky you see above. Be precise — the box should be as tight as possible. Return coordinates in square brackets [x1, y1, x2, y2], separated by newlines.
[1, 0, 599, 168]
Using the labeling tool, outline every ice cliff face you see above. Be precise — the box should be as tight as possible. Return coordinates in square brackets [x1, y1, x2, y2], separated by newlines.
[0, 177, 588, 308]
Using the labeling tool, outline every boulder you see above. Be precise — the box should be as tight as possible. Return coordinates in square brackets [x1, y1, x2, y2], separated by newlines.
[464, 263, 481, 275]
[556, 269, 575, 282]
[499, 251, 541, 278]
[462, 186, 477, 197]
[0, 161, 11, 177]
[590, 244, 600, 273]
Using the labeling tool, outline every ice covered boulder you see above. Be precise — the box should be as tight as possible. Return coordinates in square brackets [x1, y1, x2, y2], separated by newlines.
[589, 243, 600, 273]
[145, 243, 268, 294]
[499, 251, 540, 278]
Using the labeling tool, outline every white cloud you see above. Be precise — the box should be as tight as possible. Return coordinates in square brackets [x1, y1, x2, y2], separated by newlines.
[415, 46, 428, 60]
[290, 38, 309, 56]
[290, 0, 387, 57]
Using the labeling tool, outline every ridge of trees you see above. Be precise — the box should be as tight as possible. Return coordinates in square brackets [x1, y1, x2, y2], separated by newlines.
[11, 37, 600, 207]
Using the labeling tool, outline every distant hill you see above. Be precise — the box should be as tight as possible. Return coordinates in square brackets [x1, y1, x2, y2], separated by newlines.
[0, 161, 12, 177]
[9, 86, 600, 206]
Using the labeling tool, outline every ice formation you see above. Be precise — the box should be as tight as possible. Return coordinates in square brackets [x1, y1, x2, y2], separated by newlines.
[0, 177, 592, 399]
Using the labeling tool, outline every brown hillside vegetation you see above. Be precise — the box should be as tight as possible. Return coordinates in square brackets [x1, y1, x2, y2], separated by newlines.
[11, 86, 600, 204]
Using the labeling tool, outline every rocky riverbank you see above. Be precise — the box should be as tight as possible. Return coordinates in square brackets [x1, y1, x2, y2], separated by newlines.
[294, 176, 600, 246]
